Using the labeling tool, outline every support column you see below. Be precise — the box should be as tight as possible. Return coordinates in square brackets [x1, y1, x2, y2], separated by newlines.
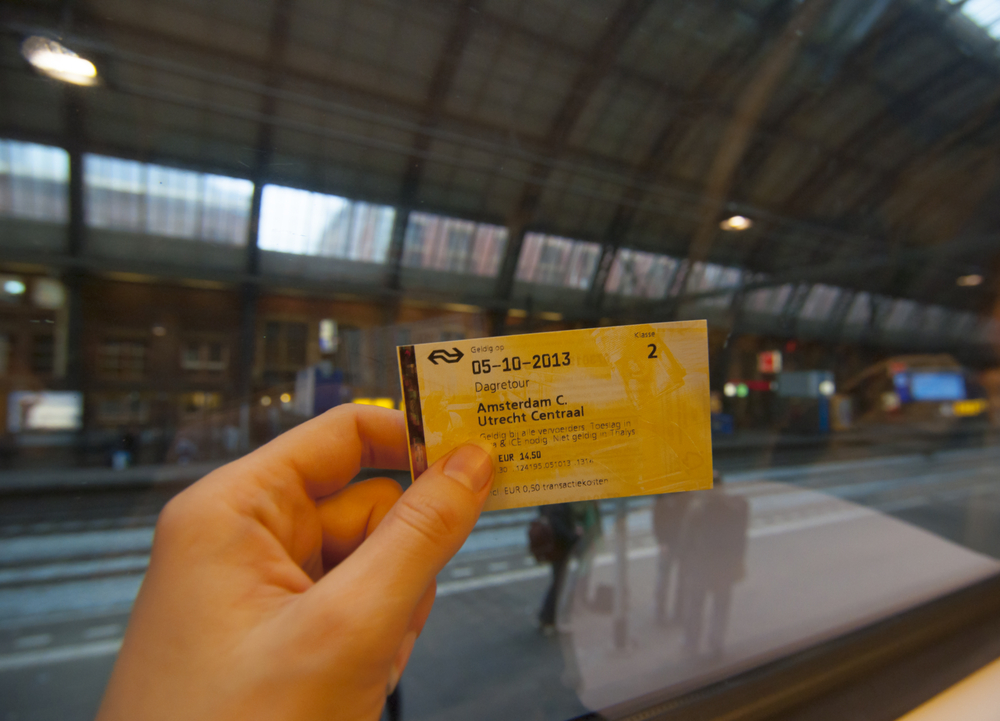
[237, 182, 264, 451]
[63, 88, 86, 390]
[384, 207, 410, 290]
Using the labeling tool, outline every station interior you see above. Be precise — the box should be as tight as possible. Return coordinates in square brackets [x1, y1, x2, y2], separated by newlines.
[2, 0, 1000, 719]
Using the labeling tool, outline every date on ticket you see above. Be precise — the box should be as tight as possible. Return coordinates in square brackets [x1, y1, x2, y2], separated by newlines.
[398, 320, 713, 511]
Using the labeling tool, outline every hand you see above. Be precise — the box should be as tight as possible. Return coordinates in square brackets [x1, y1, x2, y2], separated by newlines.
[97, 405, 494, 721]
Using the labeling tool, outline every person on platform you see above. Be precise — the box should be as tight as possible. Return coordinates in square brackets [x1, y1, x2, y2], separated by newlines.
[676, 472, 749, 660]
[652, 491, 692, 625]
[570, 499, 602, 610]
[537, 502, 580, 634]
[96, 405, 495, 721]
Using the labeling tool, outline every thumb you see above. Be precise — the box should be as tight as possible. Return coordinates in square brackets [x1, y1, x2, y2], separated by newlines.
[322, 444, 494, 623]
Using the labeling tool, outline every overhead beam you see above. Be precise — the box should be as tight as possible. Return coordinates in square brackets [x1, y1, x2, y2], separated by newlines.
[7, 6, 984, 282]
[738, 6, 1000, 288]
[62, 85, 86, 391]
[682, 0, 832, 275]
[493, 0, 656, 302]
[0, 3, 718, 204]
[584, 0, 798, 312]
[238, 0, 295, 407]
[385, 0, 483, 290]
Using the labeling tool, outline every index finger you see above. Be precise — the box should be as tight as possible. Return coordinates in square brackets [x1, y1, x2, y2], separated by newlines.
[222, 404, 410, 499]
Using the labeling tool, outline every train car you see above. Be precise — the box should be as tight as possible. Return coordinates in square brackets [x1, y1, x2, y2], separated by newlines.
[841, 354, 989, 428]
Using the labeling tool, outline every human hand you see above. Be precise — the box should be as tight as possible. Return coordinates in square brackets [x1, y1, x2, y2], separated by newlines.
[96, 405, 494, 721]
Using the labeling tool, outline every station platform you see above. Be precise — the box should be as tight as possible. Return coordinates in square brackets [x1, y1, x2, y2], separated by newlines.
[0, 423, 994, 495]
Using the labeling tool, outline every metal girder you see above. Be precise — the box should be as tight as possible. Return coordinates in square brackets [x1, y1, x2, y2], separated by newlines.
[746, 58, 976, 273]
[240, 0, 295, 401]
[385, 0, 483, 290]
[63, 85, 86, 390]
[250, 0, 295, 181]
[64, 87, 85, 259]
[0, 2, 732, 206]
[780, 60, 969, 213]
[8, 0, 955, 279]
[733, 2, 904, 267]
[583, 1, 796, 312]
[778, 283, 812, 334]
[824, 288, 857, 341]
[727, 271, 754, 332]
[492, 0, 656, 301]
[741, 13, 1000, 275]
[683, 0, 833, 272]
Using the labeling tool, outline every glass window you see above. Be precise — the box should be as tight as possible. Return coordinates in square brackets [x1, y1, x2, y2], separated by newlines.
[0, 333, 9, 376]
[263, 321, 310, 372]
[181, 341, 228, 372]
[30, 334, 55, 374]
[98, 339, 147, 379]
[954, 0, 1000, 38]
[744, 283, 794, 315]
[605, 248, 679, 299]
[258, 184, 395, 262]
[684, 262, 743, 308]
[884, 299, 919, 330]
[0, 139, 69, 222]
[515, 233, 602, 290]
[95, 394, 151, 426]
[83, 154, 253, 244]
[843, 292, 873, 326]
[401, 212, 507, 276]
[798, 284, 842, 321]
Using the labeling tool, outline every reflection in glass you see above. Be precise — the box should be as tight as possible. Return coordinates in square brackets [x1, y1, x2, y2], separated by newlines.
[556, 471, 1000, 712]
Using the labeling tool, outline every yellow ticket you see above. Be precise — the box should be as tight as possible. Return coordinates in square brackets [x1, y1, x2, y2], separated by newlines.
[398, 321, 712, 511]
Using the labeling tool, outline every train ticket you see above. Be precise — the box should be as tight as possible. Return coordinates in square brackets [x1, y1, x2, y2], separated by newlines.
[398, 320, 713, 511]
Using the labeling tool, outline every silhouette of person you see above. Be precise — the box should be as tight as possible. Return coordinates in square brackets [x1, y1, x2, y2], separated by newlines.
[538, 502, 579, 634]
[676, 473, 749, 659]
[652, 491, 692, 625]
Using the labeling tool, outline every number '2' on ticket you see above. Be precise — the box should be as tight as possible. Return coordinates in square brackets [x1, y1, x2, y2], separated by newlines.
[398, 320, 713, 511]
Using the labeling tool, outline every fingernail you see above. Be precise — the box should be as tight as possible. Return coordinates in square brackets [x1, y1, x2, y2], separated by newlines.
[443, 445, 493, 492]
[386, 664, 401, 697]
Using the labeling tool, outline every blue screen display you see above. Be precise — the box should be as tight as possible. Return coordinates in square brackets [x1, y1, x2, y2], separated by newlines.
[893, 373, 912, 404]
[909, 372, 966, 402]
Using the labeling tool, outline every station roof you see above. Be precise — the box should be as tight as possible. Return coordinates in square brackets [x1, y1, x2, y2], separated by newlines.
[1, 0, 999, 320]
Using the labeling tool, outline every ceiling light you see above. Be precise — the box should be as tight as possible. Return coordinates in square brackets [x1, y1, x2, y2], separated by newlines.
[956, 274, 983, 287]
[21, 36, 98, 86]
[720, 215, 753, 231]
[3, 280, 26, 295]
